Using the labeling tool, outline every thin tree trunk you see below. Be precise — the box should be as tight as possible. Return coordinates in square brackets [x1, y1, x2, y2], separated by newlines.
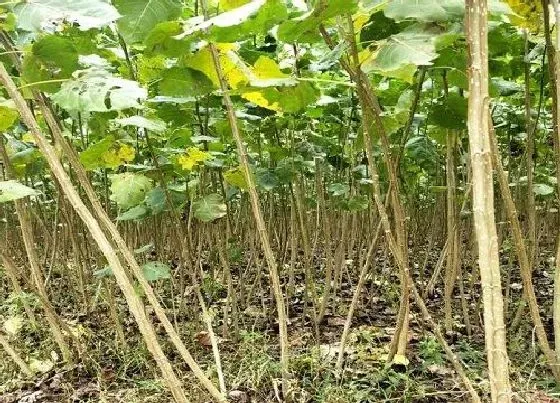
[205, 42, 290, 398]
[465, 1, 512, 400]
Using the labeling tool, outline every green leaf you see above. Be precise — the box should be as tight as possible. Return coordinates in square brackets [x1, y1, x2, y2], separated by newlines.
[0, 105, 18, 131]
[144, 21, 189, 57]
[208, 0, 288, 42]
[247, 56, 296, 87]
[491, 78, 522, 96]
[328, 183, 350, 196]
[220, 0, 250, 11]
[224, 167, 249, 190]
[114, 0, 183, 44]
[141, 261, 171, 281]
[384, 0, 448, 22]
[79, 136, 115, 170]
[278, 0, 358, 43]
[134, 243, 154, 254]
[0, 180, 40, 203]
[21, 35, 80, 92]
[360, 11, 401, 44]
[346, 195, 369, 211]
[159, 67, 214, 97]
[384, 0, 512, 22]
[52, 68, 147, 113]
[117, 204, 149, 221]
[193, 193, 227, 222]
[115, 116, 167, 132]
[145, 187, 166, 214]
[257, 82, 320, 113]
[109, 173, 153, 210]
[362, 27, 439, 82]
[29, 358, 54, 373]
[256, 168, 279, 191]
[429, 93, 467, 129]
[14, 0, 120, 32]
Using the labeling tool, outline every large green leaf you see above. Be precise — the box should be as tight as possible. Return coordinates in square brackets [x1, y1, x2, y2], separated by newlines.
[145, 187, 166, 214]
[144, 21, 188, 57]
[278, 0, 358, 43]
[384, 0, 448, 22]
[141, 261, 171, 281]
[533, 183, 554, 196]
[362, 27, 439, 82]
[117, 204, 149, 221]
[255, 168, 278, 191]
[51, 68, 147, 113]
[328, 183, 350, 196]
[21, 35, 79, 92]
[114, 0, 183, 44]
[384, 0, 512, 21]
[253, 82, 319, 113]
[181, 0, 287, 42]
[193, 193, 227, 222]
[429, 93, 467, 130]
[79, 136, 114, 170]
[159, 67, 214, 97]
[14, 0, 120, 32]
[109, 173, 153, 210]
[0, 180, 40, 203]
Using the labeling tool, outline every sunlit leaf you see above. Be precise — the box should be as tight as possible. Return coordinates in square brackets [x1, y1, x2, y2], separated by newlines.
[29, 358, 54, 373]
[224, 167, 248, 189]
[0, 180, 40, 203]
[177, 147, 212, 171]
[52, 68, 147, 113]
[278, 0, 358, 43]
[109, 173, 153, 210]
[4, 315, 24, 335]
[14, 0, 120, 32]
[533, 183, 554, 196]
[362, 26, 439, 83]
[0, 105, 18, 131]
[180, 0, 287, 42]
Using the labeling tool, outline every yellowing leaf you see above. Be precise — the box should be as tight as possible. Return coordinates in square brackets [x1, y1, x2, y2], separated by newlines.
[392, 354, 409, 366]
[185, 46, 248, 89]
[242, 90, 281, 111]
[358, 49, 372, 65]
[178, 147, 212, 170]
[21, 132, 35, 144]
[353, 12, 370, 32]
[224, 167, 248, 189]
[253, 56, 288, 79]
[102, 150, 122, 169]
[505, 0, 542, 31]
[249, 56, 296, 87]
[117, 144, 136, 162]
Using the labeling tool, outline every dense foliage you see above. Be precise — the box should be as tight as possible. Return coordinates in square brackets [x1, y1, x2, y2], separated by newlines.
[1, 0, 560, 402]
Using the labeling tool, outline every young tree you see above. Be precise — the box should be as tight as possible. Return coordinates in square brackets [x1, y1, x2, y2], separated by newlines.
[465, 0, 512, 400]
